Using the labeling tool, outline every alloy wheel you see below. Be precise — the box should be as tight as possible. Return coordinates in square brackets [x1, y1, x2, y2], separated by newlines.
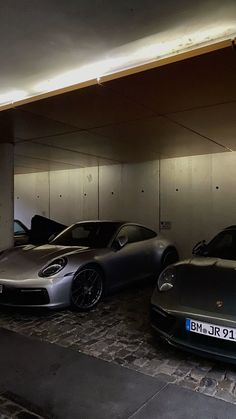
[71, 267, 103, 311]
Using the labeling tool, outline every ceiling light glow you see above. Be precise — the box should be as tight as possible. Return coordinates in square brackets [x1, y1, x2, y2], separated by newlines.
[34, 56, 128, 93]
[0, 90, 28, 105]
[0, 22, 236, 107]
[33, 23, 236, 95]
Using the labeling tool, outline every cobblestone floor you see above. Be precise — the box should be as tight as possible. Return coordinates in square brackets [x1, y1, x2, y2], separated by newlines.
[1, 284, 236, 409]
[0, 393, 44, 418]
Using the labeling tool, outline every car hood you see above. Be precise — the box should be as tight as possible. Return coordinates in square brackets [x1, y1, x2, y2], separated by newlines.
[175, 255, 236, 270]
[175, 256, 236, 316]
[0, 244, 93, 280]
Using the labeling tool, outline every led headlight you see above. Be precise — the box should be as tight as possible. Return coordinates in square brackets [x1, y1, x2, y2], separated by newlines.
[39, 257, 67, 277]
[157, 267, 176, 292]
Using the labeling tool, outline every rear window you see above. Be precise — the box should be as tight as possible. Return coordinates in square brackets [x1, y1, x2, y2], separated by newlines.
[116, 225, 156, 244]
[206, 230, 236, 260]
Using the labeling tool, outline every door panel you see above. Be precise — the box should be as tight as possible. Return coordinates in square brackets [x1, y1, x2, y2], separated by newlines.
[106, 225, 156, 288]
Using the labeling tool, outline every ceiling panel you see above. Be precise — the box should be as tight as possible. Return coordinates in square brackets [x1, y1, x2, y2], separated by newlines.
[0, 108, 78, 141]
[34, 130, 124, 162]
[15, 141, 116, 170]
[91, 115, 226, 158]
[21, 84, 154, 129]
[33, 135, 160, 163]
[170, 102, 236, 150]
[0, 112, 16, 142]
[105, 47, 236, 115]
[14, 156, 79, 173]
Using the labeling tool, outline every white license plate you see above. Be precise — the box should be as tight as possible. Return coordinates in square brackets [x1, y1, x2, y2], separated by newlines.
[186, 318, 236, 342]
[0, 285, 2, 293]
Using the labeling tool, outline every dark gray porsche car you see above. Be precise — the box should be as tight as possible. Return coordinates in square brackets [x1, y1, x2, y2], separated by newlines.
[0, 220, 178, 311]
[151, 225, 236, 363]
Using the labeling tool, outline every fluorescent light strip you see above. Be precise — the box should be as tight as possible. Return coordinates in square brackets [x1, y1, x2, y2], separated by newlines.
[0, 90, 28, 105]
[0, 23, 235, 105]
[34, 23, 236, 94]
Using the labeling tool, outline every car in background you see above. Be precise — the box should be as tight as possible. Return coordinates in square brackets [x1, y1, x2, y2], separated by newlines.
[14, 215, 67, 247]
[151, 225, 236, 363]
[0, 220, 178, 310]
[14, 220, 29, 246]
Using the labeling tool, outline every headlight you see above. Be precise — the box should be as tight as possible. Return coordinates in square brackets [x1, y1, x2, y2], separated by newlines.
[157, 267, 176, 292]
[38, 257, 67, 277]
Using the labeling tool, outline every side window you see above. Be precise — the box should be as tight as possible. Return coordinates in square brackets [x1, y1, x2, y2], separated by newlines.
[116, 225, 144, 244]
[72, 226, 92, 240]
[14, 221, 27, 236]
[213, 233, 232, 250]
[207, 231, 236, 260]
[138, 227, 157, 241]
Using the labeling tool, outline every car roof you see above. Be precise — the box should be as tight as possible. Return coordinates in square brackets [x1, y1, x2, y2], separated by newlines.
[74, 220, 157, 232]
[224, 225, 236, 231]
[74, 220, 126, 225]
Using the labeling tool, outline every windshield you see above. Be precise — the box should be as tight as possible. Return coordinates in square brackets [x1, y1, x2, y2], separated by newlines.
[204, 230, 236, 260]
[51, 222, 121, 248]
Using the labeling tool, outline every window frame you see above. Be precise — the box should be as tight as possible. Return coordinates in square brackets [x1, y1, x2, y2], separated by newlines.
[14, 220, 29, 236]
[110, 223, 157, 247]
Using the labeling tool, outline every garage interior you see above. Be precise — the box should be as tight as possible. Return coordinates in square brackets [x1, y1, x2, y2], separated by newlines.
[9, 42, 236, 257]
[1, 1, 236, 417]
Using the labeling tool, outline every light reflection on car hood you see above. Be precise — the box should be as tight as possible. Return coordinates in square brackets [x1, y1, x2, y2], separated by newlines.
[176, 256, 236, 269]
[0, 244, 92, 280]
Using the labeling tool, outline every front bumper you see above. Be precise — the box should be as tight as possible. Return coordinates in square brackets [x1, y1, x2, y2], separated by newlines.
[150, 304, 236, 364]
[0, 275, 73, 308]
[0, 286, 50, 306]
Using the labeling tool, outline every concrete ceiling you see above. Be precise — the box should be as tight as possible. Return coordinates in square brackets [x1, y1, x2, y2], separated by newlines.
[0, 1, 236, 105]
[0, 2, 236, 173]
[0, 45, 235, 173]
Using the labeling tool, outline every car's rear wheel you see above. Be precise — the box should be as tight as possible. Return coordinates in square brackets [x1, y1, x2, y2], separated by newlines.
[70, 266, 104, 311]
[161, 248, 179, 271]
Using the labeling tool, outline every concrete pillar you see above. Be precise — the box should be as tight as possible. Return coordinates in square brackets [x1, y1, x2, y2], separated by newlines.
[0, 143, 14, 250]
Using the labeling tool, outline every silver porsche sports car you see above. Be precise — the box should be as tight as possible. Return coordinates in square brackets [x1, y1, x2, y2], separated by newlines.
[151, 225, 236, 363]
[0, 220, 178, 311]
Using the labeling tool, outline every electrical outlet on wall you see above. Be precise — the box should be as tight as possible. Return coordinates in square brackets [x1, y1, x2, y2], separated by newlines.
[160, 221, 171, 230]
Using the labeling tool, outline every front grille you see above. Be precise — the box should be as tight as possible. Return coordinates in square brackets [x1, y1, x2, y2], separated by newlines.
[176, 324, 236, 357]
[151, 305, 236, 360]
[0, 287, 49, 305]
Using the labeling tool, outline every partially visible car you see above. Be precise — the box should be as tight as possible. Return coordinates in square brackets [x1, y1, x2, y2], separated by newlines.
[0, 220, 178, 310]
[14, 220, 29, 246]
[13, 215, 67, 246]
[151, 225, 236, 363]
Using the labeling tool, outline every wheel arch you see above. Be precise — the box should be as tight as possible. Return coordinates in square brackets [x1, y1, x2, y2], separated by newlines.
[74, 261, 106, 281]
[161, 246, 179, 268]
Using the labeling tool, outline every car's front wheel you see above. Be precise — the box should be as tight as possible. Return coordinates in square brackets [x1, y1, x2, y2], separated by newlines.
[70, 266, 104, 311]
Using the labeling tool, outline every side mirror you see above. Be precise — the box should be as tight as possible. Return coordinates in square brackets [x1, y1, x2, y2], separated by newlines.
[192, 240, 207, 256]
[48, 233, 56, 243]
[113, 235, 128, 250]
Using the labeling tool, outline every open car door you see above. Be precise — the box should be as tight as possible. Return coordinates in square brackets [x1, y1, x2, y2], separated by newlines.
[29, 215, 67, 245]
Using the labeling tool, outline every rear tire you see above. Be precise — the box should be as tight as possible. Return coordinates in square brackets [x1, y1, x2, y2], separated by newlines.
[70, 266, 104, 312]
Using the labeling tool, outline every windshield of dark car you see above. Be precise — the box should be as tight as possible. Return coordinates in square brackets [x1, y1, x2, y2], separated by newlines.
[51, 222, 120, 248]
[204, 230, 236, 260]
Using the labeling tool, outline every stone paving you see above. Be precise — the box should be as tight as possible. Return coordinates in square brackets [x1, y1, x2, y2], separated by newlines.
[1, 284, 236, 410]
[0, 393, 44, 418]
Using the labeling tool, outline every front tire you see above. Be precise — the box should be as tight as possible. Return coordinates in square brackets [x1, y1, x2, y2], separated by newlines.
[70, 266, 104, 311]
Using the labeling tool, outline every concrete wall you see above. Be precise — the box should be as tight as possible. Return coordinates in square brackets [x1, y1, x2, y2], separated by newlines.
[0, 144, 14, 251]
[160, 152, 236, 257]
[16, 151, 236, 259]
[15, 160, 159, 232]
